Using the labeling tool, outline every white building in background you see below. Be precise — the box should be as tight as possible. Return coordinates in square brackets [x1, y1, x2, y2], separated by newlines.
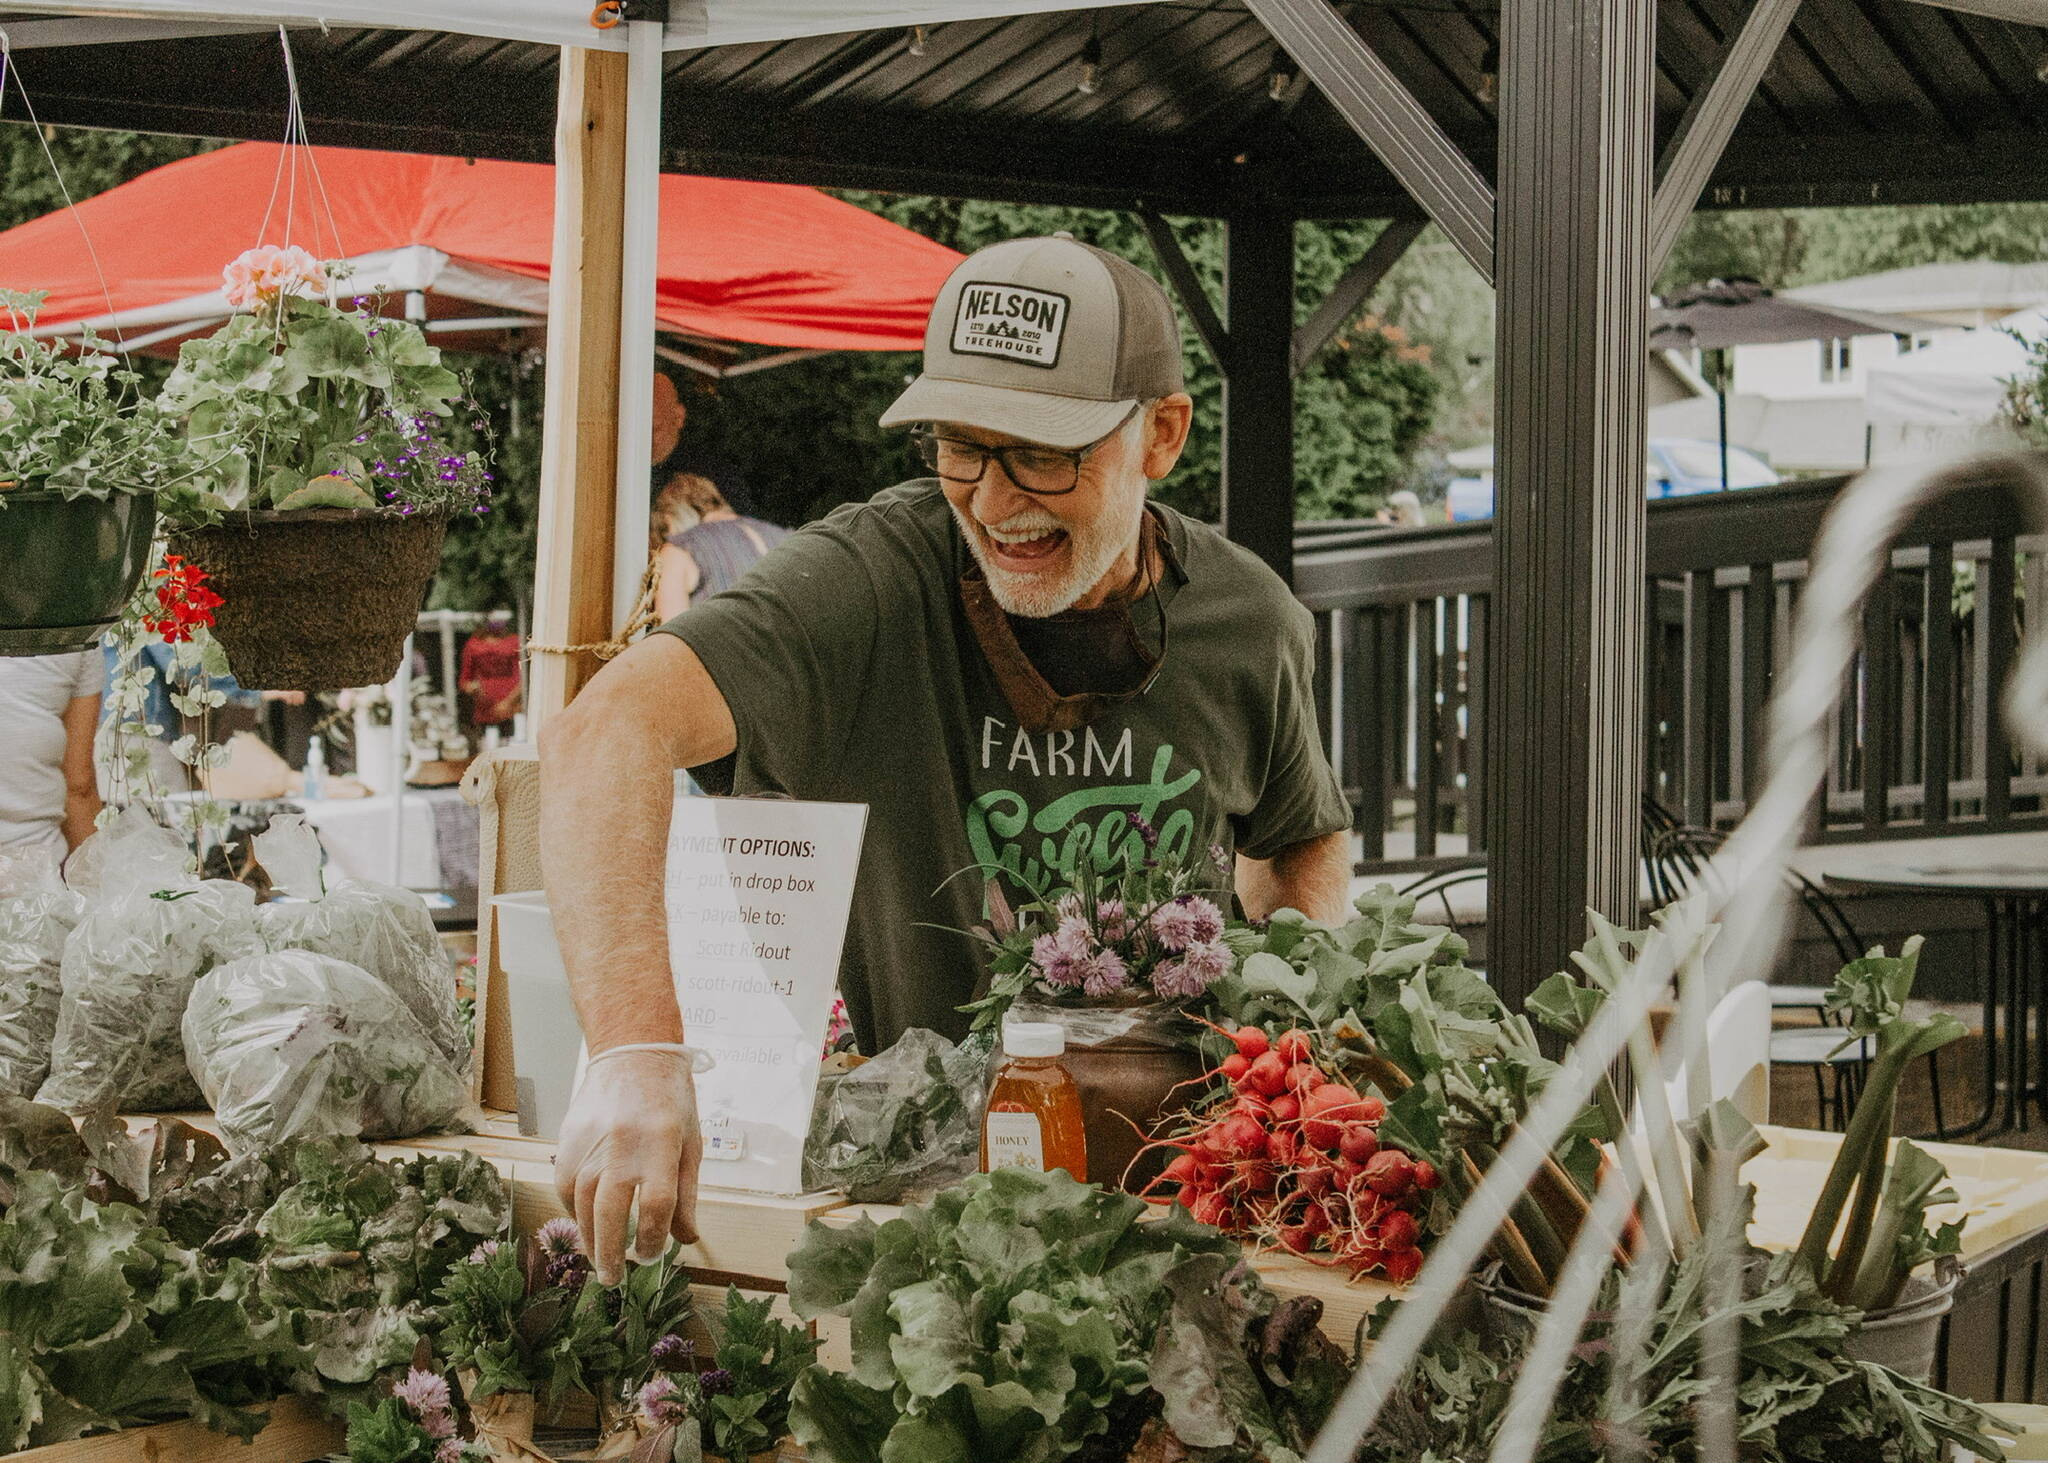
[1649, 260, 2048, 473]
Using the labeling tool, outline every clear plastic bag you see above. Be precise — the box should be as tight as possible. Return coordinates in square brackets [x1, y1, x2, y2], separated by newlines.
[36, 811, 263, 1115]
[802, 1027, 991, 1203]
[182, 949, 478, 1152]
[0, 848, 82, 1098]
[248, 816, 469, 1070]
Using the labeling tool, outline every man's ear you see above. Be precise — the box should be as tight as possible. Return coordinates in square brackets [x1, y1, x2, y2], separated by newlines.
[1140, 394, 1195, 481]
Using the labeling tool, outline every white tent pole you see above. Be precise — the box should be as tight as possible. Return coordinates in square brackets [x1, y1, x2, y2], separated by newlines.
[612, 15, 663, 633]
[390, 633, 413, 886]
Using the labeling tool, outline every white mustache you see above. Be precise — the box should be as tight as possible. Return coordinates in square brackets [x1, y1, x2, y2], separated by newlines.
[979, 511, 1063, 541]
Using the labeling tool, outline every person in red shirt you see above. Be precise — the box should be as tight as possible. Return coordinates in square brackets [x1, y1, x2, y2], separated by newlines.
[458, 611, 524, 730]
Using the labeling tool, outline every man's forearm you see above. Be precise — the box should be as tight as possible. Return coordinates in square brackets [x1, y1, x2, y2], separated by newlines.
[1236, 829, 1352, 924]
[536, 638, 739, 1053]
[539, 707, 685, 1051]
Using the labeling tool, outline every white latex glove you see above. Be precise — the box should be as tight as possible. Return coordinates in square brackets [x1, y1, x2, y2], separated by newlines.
[554, 1043, 708, 1285]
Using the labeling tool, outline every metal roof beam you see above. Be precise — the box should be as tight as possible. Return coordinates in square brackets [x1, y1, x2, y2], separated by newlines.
[1650, 0, 1802, 273]
[1244, 0, 1495, 281]
[1291, 216, 1424, 376]
[1897, 0, 2048, 22]
[1136, 209, 1232, 375]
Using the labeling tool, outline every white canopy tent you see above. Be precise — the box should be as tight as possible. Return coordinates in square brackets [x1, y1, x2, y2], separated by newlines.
[1865, 304, 2047, 462]
[0, 1, 1142, 50]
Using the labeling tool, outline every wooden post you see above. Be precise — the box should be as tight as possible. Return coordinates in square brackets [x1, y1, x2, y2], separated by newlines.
[529, 45, 630, 727]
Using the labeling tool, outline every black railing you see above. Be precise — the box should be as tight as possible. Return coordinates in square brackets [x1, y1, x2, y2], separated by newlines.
[1295, 469, 2048, 872]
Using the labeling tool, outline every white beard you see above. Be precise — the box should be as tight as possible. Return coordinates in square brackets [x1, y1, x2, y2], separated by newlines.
[951, 474, 1147, 618]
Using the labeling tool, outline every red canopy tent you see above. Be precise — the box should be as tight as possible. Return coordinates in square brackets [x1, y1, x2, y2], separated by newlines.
[0, 142, 959, 370]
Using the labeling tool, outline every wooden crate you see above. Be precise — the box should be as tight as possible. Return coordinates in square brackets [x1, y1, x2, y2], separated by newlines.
[2, 1398, 341, 1463]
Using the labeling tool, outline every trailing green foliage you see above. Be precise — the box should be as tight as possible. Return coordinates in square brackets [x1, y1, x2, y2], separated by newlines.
[0, 290, 198, 506]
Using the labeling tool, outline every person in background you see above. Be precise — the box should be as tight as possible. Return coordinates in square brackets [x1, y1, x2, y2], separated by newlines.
[651, 473, 791, 620]
[99, 642, 292, 792]
[459, 610, 524, 732]
[0, 650, 103, 868]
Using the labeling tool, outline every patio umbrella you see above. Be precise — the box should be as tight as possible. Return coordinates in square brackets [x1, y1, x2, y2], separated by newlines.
[0, 142, 962, 370]
[1650, 278, 1935, 488]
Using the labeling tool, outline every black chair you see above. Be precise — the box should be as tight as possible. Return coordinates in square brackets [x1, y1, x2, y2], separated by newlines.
[1395, 864, 1489, 948]
[1643, 821, 1948, 1137]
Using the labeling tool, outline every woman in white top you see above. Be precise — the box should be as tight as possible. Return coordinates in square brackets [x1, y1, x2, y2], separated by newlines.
[0, 650, 104, 869]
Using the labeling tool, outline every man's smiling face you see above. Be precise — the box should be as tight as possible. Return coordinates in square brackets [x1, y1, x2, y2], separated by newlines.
[939, 412, 1152, 619]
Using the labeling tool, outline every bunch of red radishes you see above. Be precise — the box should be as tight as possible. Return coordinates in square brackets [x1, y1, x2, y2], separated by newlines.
[1146, 1025, 1439, 1281]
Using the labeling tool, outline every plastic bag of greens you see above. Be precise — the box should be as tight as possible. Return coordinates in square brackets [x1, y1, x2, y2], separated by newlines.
[802, 1028, 991, 1203]
[182, 949, 478, 1152]
[0, 849, 82, 1098]
[36, 811, 263, 1115]
[247, 816, 469, 1070]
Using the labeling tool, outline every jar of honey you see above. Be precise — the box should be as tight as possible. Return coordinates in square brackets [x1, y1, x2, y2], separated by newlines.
[981, 1021, 1087, 1179]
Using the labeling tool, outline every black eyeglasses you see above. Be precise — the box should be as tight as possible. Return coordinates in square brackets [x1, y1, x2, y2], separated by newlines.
[911, 405, 1141, 497]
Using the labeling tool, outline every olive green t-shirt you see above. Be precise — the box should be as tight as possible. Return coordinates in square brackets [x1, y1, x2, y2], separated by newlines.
[658, 480, 1349, 1054]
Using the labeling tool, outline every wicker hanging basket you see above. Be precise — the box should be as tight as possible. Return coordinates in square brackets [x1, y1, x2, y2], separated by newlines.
[168, 508, 448, 692]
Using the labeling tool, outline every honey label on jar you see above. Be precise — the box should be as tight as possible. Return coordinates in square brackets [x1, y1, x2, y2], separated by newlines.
[984, 1110, 1046, 1171]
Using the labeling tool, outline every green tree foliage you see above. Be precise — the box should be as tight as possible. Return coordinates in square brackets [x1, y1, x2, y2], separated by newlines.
[679, 197, 1441, 527]
[0, 126, 215, 234]
[1659, 202, 2048, 293]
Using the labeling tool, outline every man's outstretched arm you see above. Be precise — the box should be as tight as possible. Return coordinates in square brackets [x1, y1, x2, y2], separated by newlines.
[537, 633, 736, 1282]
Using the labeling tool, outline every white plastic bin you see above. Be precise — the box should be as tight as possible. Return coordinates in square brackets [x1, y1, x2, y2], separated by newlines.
[491, 890, 586, 1138]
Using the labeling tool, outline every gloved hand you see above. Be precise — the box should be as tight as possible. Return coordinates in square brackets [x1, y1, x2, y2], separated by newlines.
[553, 1043, 707, 1285]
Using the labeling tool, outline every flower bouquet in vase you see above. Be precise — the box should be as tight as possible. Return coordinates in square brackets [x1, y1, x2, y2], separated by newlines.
[955, 819, 1235, 1192]
[156, 246, 493, 691]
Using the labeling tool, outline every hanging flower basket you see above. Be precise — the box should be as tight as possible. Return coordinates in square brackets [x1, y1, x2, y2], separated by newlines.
[168, 507, 447, 692]
[0, 488, 157, 655]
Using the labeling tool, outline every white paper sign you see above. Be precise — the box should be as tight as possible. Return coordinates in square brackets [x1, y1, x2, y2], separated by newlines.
[664, 789, 867, 1196]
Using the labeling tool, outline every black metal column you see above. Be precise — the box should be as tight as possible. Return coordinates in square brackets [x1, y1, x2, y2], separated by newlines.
[1221, 213, 1296, 587]
[1484, 0, 1657, 1009]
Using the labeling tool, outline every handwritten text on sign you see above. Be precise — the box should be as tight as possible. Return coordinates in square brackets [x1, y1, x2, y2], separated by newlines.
[664, 790, 867, 1195]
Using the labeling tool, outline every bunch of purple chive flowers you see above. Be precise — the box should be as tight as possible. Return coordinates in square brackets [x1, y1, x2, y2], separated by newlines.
[636, 1331, 732, 1433]
[534, 1216, 593, 1289]
[392, 1367, 472, 1463]
[1021, 816, 1234, 1004]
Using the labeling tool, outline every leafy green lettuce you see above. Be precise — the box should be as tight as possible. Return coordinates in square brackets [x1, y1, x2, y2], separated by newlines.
[785, 1168, 1343, 1463]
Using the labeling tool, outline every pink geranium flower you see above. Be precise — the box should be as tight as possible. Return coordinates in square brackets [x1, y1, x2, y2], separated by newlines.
[221, 244, 328, 309]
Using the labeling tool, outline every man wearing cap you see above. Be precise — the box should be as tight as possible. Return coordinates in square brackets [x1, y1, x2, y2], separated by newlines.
[538, 236, 1352, 1278]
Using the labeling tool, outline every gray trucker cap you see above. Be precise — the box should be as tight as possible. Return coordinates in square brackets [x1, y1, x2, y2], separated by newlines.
[879, 234, 1186, 449]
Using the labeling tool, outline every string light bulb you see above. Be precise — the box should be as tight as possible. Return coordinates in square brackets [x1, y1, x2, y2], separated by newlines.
[1268, 67, 1292, 102]
[907, 24, 928, 56]
[1076, 31, 1103, 95]
[1477, 43, 1500, 104]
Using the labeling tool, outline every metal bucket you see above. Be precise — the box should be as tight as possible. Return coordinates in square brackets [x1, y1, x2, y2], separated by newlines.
[1843, 1263, 1963, 1384]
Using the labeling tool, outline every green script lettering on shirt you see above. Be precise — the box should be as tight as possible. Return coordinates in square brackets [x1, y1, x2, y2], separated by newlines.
[966, 726, 1202, 892]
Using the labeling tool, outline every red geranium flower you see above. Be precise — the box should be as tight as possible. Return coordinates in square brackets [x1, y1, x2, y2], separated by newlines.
[142, 554, 223, 644]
